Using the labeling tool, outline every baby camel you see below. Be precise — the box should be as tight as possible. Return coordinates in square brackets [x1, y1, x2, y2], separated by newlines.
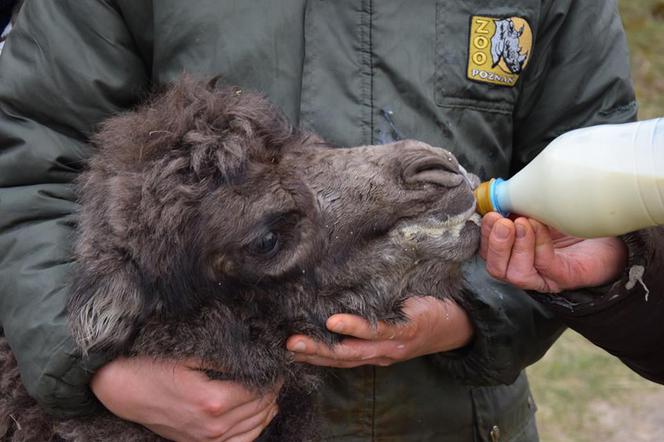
[0, 77, 480, 441]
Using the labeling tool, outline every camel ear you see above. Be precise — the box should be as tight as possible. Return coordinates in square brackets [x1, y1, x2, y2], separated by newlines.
[68, 265, 147, 356]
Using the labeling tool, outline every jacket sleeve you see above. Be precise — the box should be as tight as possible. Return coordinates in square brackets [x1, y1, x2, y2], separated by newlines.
[431, 0, 637, 385]
[0, 0, 148, 417]
[532, 227, 664, 385]
[430, 257, 565, 385]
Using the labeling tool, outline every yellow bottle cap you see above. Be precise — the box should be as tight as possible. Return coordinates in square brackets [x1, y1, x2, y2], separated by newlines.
[473, 178, 496, 216]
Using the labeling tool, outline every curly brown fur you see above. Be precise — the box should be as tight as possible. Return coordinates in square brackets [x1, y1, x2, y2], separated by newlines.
[1, 75, 480, 441]
[0, 337, 55, 442]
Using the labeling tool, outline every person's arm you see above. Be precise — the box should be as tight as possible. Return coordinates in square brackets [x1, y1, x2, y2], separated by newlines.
[0, 0, 149, 416]
[476, 0, 664, 384]
[547, 227, 664, 384]
[462, 0, 639, 383]
[0, 2, 278, 439]
[482, 213, 664, 384]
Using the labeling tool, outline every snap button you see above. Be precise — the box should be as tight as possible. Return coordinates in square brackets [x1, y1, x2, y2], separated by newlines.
[490, 425, 501, 442]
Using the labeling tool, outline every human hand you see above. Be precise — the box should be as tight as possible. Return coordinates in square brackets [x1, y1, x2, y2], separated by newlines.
[91, 356, 280, 442]
[286, 296, 474, 367]
[480, 212, 628, 293]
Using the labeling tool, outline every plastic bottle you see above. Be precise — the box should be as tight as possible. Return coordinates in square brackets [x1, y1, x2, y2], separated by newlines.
[473, 118, 664, 238]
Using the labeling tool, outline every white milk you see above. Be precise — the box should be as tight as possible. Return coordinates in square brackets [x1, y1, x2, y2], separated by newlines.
[475, 118, 664, 238]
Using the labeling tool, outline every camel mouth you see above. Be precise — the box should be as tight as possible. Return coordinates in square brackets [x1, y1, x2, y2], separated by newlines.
[393, 204, 481, 242]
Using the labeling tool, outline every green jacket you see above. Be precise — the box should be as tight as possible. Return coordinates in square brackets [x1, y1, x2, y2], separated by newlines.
[0, 1, 636, 441]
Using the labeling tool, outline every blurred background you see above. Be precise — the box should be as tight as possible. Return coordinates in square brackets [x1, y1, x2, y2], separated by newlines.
[527, 3, 664, 441]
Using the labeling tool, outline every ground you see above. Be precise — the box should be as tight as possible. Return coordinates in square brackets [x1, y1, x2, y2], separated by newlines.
[528, 331, 664, 442]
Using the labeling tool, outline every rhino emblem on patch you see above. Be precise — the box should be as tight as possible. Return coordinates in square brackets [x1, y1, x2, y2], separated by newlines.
[491, 18, 529, 74]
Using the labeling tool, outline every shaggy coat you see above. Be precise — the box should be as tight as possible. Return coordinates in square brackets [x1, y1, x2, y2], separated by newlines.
[0, 77, 480, 441]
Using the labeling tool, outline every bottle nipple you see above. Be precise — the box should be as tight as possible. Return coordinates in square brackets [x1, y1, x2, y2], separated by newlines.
[473, 179, 495, 216]
[474, 178, 508, 216]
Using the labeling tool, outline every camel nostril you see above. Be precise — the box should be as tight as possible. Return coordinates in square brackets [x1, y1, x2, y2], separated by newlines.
[402, 155, 464, 188]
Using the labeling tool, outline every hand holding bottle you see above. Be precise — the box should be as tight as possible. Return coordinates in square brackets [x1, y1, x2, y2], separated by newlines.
[480, 212, 628, 293]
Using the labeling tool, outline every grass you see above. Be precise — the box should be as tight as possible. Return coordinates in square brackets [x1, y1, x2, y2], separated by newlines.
[526, 4, 664, 440]
[527, 331, 661, 441]
[621, 0, 664, 119]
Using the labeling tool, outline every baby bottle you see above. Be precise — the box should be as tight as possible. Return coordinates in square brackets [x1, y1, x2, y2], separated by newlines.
[474, 118, 664, 238]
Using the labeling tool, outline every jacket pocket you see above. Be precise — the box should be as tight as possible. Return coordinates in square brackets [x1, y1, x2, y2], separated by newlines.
[470, 372, 539, 442]
[434, 1, 534, 114]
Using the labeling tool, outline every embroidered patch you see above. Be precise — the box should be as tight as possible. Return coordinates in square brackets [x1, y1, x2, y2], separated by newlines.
[467, 16, 533, 87]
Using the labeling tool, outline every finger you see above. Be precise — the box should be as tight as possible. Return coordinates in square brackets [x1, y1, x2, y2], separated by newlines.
[327, 314, 403, 341]
[205, 384, 277, 424]
[222, 405, 278, 442]
[291, 337, 395, 363]
[221, 403, 279, 442]
[287, 336, 346, 360]
[210, 396, 275, 439]
[480, 212, 503, 259]
[225, 425, 269, 442]
[288, 332, 384, 359]
[325, 314, 375, 339]
[293, 353, 393, 368]
[503, 218, 537, 288]
[286, 335, 322, 354]
[200, 381, 268, 417]
[292, 353, 364, 368]
[530, 219, 556, 273]
[272, 378, 285, 394]
[481, 212, 503, 237]
[334, 338, 401, 362]
[484, 218, 516, 279]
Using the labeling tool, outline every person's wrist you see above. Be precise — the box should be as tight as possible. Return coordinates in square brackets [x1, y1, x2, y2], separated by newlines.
[605, 237, 628, 284]
[90, 357, 142, 421]
[90, 359, 115, 402]
[429, 298, 474, 353]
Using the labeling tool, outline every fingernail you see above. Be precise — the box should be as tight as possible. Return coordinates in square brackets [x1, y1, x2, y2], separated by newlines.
[291, 341, 306, 352]
[516, 223, 526, 238]
[494, 223, 510, 239]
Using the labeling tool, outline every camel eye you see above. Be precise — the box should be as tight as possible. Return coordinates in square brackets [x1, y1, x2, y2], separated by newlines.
[254, 231, 279, 256]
